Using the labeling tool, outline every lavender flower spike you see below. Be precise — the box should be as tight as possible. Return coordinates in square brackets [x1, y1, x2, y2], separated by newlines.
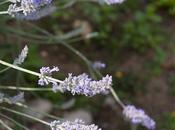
[8, 0, 53, 16]
[13, 45, 28, 65]
[123, 105, 155, 129]
[56, 73, 112, 96]
[50, 119, 101, 130]
[14, 5, 56, 20]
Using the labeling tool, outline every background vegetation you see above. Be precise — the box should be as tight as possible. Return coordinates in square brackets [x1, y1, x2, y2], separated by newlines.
[1, 0, 175, 129]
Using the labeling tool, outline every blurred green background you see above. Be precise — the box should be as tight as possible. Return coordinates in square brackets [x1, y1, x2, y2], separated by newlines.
[1, 0, 175, 130]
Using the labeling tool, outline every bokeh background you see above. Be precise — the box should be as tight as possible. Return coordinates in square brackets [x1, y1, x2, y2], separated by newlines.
[1, 0, 175, 129]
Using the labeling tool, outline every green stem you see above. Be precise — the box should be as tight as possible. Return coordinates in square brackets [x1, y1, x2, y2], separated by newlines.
[110, 87, 125, 108]
[0, 86, 53, 91]
[0, 119, 14, 130]
[0, 11, 8, 15]
[15, 103, 63, 120]
[0, 0, 9, 5]
[0, 113, 30, 130]
[0, 67, 10, 73]
[0, 106, 50, 126]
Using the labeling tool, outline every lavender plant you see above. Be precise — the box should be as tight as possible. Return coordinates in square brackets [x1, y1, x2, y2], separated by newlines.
[0, 0, 156, 130]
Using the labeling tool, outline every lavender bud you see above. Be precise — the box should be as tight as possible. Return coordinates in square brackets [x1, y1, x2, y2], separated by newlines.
[13, 45, 28, 65]
[92, 61, 106, 70]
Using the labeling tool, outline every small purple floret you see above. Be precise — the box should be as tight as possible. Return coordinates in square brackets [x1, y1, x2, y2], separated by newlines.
[38, 66, 59, 86]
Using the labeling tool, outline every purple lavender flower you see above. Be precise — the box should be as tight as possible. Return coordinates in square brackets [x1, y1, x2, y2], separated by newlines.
[14, 5, 56, 20]
[8, 0, 53, 16]
[38, 66, 59, 86]
[21, 0, 41, 14]
[50, 119, 101, 130]
[56, 73, 112, 96]
[38, 66, 112, 96]
[123, 105, 155, 129]
[92, 61, 106, 70]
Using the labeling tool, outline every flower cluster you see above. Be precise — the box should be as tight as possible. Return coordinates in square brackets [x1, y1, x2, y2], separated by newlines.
[8, 0, 53, 16]
[92, 61, 106, 70]
[38, 66, 112, 96]
[56, 73, 112, 96]
[38, 66, 59, 86]
[123, 105, 155, 129]
[50, 119, 101, 130]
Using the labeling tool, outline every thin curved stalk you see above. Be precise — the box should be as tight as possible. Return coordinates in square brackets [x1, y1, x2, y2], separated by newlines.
[0, 113, 30, 130]
[0, 11, 8, 15]
[0, 106, 50, 126]
[58, 0, 77, 10]
[0, 86, 53, 91]
[0, 67, 10, 73]
[15, 103, 63, 120]
[7, 28, 50, 40]
[0, 0, 9, 6]
[0, 119, 14, 130]
[26, 22, 52, 36]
